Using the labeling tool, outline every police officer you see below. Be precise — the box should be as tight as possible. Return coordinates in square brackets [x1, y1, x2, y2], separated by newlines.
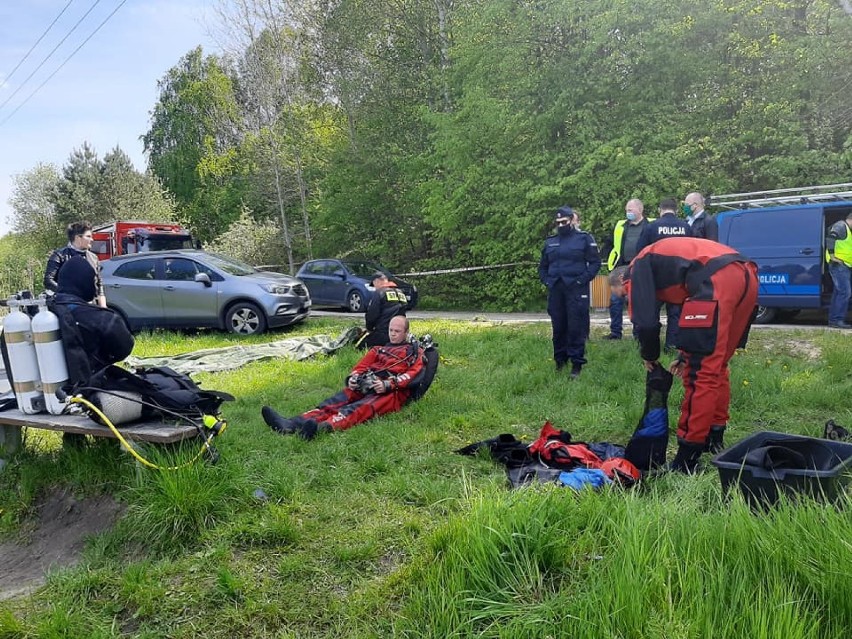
[825, 211, 852, 329]
[604, 199, 652, 340]
[636, 198, 692, 349]
[538, 206, 601, 377]
[363, 272, 411, 347]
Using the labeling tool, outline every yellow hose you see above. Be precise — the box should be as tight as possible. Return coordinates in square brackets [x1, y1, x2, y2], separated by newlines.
[68, 395, 225, 471]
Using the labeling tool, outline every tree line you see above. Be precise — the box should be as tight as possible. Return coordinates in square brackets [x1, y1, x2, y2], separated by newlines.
[5, 0, 852, 309]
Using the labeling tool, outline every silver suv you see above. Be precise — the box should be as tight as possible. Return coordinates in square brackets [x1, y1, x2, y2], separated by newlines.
[101, 250, 311, 335]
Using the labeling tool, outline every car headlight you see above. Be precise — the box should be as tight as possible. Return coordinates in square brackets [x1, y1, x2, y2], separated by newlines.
[262, 283, 292, 295]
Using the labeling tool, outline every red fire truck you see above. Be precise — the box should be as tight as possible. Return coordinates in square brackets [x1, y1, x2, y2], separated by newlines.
[90, 221, 198, 260]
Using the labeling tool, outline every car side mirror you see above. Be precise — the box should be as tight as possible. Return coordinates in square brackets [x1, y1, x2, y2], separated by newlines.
[333, 269, 346, 279]
[195, 273, 212, 287]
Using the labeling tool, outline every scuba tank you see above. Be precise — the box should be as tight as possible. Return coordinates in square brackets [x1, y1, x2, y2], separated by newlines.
[31, 297, 69, 415]
[4, 297, 46, 414]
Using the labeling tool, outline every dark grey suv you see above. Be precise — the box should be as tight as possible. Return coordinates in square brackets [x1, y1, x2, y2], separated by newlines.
[101, 250, 311, 335]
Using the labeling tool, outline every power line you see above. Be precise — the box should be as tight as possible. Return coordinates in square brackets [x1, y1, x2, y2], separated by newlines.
[0, 0, 128, 130]
[0, 0, 103, 114]
[0, 0, 76, 87]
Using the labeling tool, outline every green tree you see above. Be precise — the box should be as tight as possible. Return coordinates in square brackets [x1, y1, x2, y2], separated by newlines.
[47, 144, 178, 231]
[188, 0, 852, 308]
[143, 47, 242, 240]
[205, 207, 287, 266]
[99, 147, 178, 223]
[7, 162, 63, 253]
[52, 142, 102, 227]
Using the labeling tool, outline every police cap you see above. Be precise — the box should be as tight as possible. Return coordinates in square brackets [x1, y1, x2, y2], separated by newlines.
[555, 206, 575, 221]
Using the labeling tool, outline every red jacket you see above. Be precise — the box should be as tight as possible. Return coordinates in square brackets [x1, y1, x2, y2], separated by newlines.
[627, 237, 752, 360]
[352, 342, 424, 391]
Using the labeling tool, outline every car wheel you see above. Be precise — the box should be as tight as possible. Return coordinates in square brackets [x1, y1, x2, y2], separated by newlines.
[753, 305, 777, 324]
[225, 302, 268, 335]
[775, 309, 801, 321]
[346, 290, 364, 313]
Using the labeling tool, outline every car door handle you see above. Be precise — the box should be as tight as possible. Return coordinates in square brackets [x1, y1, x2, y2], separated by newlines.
[799, 248, 815, 255]
[164, 285, 175, 291]
[108, 283, 122, 288]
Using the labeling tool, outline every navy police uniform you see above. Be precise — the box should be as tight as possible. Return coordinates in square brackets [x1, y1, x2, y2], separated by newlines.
[538, 206, 601, 374]
[364, 281, 410, 348]
[636, 214, 691, 253]
[636, 212, 693, 349]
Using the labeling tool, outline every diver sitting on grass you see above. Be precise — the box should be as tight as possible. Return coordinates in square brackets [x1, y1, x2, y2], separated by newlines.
[262, 316, 428, 439]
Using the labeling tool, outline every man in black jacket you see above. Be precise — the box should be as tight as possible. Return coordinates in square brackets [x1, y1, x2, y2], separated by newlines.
[636, 198, 693, 350]
[363, 272, 410, 348]
[51, 257, 134, 384]
[682, 192, 718, 241]
[44, 221, 106, 307]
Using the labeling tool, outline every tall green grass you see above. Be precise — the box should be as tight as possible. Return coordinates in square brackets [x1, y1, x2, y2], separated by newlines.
[395, 482, 852, 638]
[0, 319, 850, 638]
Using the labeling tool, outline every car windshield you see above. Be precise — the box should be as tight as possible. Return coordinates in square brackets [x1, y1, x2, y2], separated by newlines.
[143, 236, 195, 252]
[199, 252, 258, 276]
[343, 261, 386, 279]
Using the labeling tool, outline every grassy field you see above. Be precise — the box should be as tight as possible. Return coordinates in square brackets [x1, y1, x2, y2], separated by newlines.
[1, 317, 851, 638]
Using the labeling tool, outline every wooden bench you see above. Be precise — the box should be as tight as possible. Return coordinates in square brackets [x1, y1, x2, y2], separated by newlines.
[0, 409, 201, 467]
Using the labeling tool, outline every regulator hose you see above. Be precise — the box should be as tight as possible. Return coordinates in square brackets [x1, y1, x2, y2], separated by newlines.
[65, 393, 227, 471]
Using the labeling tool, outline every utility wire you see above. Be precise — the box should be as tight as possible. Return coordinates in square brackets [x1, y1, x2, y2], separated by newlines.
[0, 0, 76, 87]
[0, 0, 128, 129]
[0, 0, 103, 114]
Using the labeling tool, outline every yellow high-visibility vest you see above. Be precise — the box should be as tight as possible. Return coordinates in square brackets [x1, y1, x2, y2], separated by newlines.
[607, 217, 655, 271]
[826, 222, 852, 267]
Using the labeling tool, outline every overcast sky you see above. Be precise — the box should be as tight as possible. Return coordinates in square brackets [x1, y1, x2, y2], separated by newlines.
[0, 0, 217, 237]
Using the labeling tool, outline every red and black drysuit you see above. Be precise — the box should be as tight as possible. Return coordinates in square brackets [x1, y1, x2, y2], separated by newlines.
[301, 341, 424, 432]
[626, 238, 758, 459]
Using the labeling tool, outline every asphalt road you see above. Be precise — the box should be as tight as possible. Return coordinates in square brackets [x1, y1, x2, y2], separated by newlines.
[311, 308, 842, 331]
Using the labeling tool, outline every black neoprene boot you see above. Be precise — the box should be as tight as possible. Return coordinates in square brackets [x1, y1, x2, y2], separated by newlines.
[669, 442, 705, 474]
[262, 406, 297, 434]
[704, 426, 726, 455]
[296, 419, 333, 440]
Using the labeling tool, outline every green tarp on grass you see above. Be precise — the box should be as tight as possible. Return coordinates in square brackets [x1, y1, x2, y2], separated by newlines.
[126, 327, 362, 374]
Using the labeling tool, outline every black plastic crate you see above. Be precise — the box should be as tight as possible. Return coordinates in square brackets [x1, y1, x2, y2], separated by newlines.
[711, 431, 852, 506]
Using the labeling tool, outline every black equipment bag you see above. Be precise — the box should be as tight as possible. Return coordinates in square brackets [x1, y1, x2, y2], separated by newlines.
[79, 365, 234, 423]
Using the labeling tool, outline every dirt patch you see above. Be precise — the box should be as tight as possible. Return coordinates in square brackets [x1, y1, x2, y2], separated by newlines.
[0, 488, 124, 601]
[763, 338, 822, 361]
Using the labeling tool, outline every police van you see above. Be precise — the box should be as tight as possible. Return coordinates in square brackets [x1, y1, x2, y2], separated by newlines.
[711, 183, 852, 323]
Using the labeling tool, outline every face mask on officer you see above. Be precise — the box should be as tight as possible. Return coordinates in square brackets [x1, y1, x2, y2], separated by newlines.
[556, 215, 574, 236]
[626, 211, 637, 223]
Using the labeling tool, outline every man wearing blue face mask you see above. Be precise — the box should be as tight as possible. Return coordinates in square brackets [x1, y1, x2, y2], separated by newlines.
[682, 192, 718, 241]
[604, 199, 652, 340]
[539, 206, 601, 377]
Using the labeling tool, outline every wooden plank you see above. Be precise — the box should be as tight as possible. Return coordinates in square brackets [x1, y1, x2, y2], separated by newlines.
[0, 409, 199, 444]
